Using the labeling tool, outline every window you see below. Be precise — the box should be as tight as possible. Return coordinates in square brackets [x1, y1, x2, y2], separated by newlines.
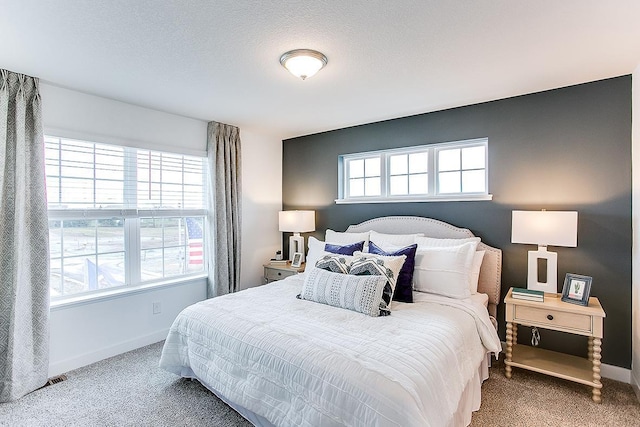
[45, 136, 208, 300]
[437, 144, 487, 194]
[338, 138, 490, 203]
[389, 151, 429, 195]
[347, 156, 381, 197]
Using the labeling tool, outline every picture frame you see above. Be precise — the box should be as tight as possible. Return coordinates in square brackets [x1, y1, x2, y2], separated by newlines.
[291, 252, 303, 268]
[561, 273, 592, 306]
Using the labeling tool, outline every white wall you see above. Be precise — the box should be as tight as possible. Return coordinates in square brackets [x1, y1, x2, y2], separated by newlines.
[632, 64, 640, 400]
[49, 279, 206, 376]
[240, 128, 283, 289]
[41, 84, 283, 374]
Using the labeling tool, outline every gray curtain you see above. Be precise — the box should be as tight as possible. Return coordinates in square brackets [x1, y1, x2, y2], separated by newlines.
[206, 121, 241, 297]
[0, 70, 50, 402]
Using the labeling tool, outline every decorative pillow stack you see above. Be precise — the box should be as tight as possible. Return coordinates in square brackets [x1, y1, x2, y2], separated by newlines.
[301, 229, 487, 313]
[413, 236, 482, 299]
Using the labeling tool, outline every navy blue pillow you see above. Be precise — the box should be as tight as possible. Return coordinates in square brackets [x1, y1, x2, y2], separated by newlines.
[324, 241, 365, 255]
[368, 241, 417, 303]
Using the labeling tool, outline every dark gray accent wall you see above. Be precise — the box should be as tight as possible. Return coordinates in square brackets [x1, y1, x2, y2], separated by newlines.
[282, 76, 632, 368]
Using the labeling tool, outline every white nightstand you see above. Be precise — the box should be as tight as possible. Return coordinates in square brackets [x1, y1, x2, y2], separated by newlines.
[263, 262, 304, 284]
[504, 287, 606, 403]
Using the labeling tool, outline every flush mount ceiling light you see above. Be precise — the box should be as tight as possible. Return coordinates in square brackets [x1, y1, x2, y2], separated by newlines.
[279, 49, 328, 80]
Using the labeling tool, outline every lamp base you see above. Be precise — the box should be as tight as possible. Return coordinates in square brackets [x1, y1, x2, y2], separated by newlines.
[527, 247, 557, 294]
[288, 234, 305, 262]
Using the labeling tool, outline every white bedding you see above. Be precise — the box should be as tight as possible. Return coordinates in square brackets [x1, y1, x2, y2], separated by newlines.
[160, 275, 501, 427]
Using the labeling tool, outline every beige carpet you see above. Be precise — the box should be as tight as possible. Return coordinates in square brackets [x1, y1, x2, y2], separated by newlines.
[1, 342, 638, 426]
[473, 357, 640, 427]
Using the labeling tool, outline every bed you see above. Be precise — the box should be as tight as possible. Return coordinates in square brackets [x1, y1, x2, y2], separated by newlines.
[159, 216, 502, 427]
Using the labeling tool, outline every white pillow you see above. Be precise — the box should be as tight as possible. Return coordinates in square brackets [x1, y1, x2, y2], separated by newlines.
[306, 236, 328, 269]
[469, 251, 485, 294]
[413, 242, 478, 299]
[369, 231, 424, 248]
[415, 236, 480, 249]
[325, 229, 370, 246]
[414, 236, 484, 293]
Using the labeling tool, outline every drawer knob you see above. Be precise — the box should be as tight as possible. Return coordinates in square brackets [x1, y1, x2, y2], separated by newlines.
[547, 314, 554, 321]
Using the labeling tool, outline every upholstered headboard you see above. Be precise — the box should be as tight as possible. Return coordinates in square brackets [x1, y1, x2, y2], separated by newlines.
[346, 216, 502, 319]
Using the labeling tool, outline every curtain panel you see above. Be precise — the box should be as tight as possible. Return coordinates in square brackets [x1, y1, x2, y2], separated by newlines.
[206, 121, 242, 297]
[0, 70, 50, 402]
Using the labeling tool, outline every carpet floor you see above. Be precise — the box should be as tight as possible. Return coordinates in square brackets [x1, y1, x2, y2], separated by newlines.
[1, 341, 638, 426]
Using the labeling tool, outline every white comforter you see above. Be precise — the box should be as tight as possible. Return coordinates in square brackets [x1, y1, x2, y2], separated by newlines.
[159, 275, 501, 427]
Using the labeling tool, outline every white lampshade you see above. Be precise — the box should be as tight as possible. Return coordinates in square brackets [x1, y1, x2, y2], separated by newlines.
[511, 210, 578, 247]
[512, 210, 578, 294]
[279, 49, 327, 80]
[279, 210, 315, 263]
[279, 210, 315, 233]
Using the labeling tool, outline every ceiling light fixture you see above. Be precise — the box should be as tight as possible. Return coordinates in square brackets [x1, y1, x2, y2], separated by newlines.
[279, 49, 328, 80]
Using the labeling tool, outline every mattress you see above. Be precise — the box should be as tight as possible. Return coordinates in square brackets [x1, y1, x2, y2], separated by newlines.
[160, 275, 501, 427]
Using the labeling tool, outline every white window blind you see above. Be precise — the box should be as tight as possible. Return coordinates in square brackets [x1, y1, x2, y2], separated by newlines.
[45, 138, 127, 209]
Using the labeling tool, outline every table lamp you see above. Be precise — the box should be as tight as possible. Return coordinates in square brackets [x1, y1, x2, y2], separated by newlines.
[511, 210, 578, 294]
[278, 210, 315, 262]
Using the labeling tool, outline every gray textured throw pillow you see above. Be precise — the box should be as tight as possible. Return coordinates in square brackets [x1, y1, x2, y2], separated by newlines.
[298, 267, 388, 317]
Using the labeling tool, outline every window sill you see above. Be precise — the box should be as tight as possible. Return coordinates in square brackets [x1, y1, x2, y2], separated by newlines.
[50, 273, 208, 311]
[335, 194, 493, 204]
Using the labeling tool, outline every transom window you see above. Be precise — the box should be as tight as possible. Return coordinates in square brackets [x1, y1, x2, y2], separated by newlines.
[347, 157, 381, 197]
[337, 138, 490, 203]
[437, 145, 487, 194]
[389, 151, 429, 196]
[45, 136, 208, 300]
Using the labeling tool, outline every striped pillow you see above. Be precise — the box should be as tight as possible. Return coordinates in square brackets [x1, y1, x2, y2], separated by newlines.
[298, 267, 388, 317]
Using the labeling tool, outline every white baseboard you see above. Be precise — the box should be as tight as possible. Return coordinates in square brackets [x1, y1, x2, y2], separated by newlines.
[499, 341, 631, 384]
[48, 328, 169, 377]
[601, 363, 631, 383]
[631, 369, 640, 401]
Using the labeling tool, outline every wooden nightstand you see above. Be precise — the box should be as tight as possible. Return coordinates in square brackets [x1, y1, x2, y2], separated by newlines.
[504, 287, 606, 403]
[263, 262, 304, 284]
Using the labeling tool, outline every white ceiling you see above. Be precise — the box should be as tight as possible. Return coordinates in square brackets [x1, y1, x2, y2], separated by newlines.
[1, 1, 639, 140]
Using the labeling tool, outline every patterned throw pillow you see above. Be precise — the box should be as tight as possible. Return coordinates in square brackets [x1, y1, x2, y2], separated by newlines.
[349, 253, 406, 315]
[314, 254, 353, 274]
[297, 267, 388, 317]
[367, 241, 417, 303]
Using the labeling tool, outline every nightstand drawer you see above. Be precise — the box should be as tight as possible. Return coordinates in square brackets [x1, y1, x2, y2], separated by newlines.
[264, 267, 296, 282]
[514, 305, 592, 334]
